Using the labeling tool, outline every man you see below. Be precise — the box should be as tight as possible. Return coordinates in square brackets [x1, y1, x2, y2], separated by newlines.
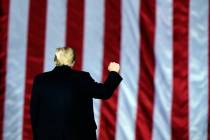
[30, 47, 122, 140]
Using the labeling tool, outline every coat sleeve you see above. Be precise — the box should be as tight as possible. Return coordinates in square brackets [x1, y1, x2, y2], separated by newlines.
[30, 76, 40, 140]
[86, 71, 122, 100]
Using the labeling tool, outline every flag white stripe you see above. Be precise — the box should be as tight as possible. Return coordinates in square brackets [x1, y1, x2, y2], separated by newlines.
[44, 0, 67, 72]
[82, 0, 105, 135]
[189, 0, 209, 139]
[115, 0, 140, 139]
[152, 0, 173, 139]
[3, 0, 30, 140]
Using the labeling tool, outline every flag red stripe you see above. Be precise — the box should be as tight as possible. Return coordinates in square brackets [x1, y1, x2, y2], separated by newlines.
[0, 0, 9, 139]
[171, 0, 190, 139]
[66, 0, 85, 70]
[23, 0, 47, 139]
[98, 0, 121, 139]
[135, 0, 156, 140]
[208, 2, 210, 139]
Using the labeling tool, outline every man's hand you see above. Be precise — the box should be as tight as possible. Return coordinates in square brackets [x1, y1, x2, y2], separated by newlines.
[108, 62, 120, 73]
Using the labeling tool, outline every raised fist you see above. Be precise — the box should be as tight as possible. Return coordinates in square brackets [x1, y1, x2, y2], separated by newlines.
[108, 62, 120, 73]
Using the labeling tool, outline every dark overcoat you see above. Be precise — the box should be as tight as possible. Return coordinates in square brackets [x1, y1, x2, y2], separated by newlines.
[30, 65, 122, 140]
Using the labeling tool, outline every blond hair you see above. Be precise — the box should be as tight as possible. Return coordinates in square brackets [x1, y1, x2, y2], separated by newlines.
[54, 47, 76, 66]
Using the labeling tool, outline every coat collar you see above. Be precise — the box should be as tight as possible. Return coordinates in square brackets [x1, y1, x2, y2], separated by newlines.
[53, 65, 72, 72]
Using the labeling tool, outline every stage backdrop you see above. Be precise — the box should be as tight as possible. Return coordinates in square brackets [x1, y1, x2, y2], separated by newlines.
[0, 0, 210, 140]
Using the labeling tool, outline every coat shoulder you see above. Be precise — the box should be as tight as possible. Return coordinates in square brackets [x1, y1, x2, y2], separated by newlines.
[62, 69, 89, 76]
[34, 71, 51, 78]
[73, 70, 90, 76]
[33, 71, 53, 83]
[34, 70, 90, 80]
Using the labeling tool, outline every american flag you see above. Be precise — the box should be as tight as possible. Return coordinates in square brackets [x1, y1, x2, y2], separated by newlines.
[0, 0, 209, 140]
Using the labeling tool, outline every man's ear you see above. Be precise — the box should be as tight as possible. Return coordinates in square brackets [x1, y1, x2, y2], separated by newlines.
[70, 61, 75, 68]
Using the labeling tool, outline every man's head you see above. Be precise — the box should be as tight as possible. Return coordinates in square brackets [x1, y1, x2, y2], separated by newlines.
[54, 47, 76, 68]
